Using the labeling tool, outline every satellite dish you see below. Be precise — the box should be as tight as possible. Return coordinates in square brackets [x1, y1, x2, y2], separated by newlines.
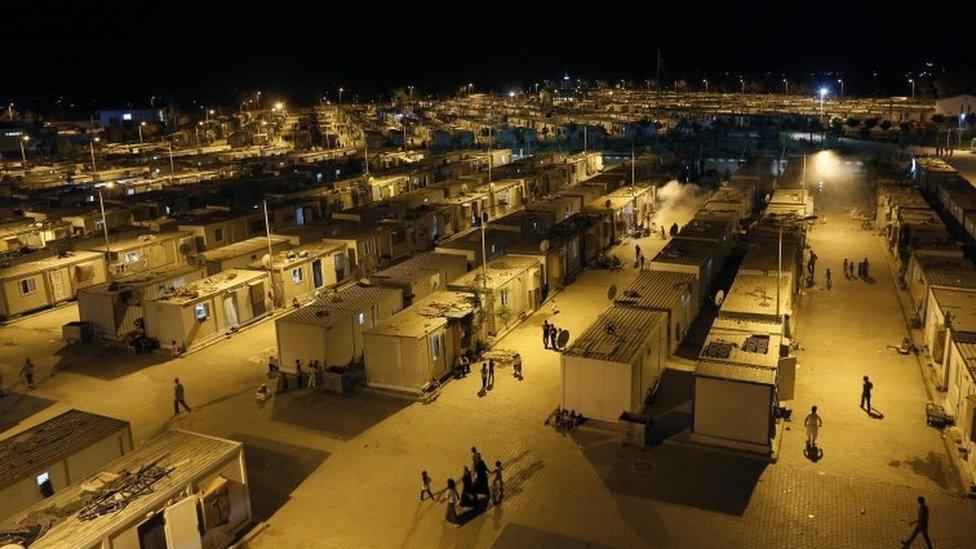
[556, 329, 570, 349]
[539, 239, 550, 252]
[260, 254, 272, 268]
[714, 289, 725, 307]
[607, 283, 617, 300]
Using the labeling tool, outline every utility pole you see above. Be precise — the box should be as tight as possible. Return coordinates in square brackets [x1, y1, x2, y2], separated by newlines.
[263, 199, 277, 309]
[168, 142, 176, 185]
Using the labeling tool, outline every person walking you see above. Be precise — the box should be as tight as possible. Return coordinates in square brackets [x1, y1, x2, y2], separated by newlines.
[420, 471, 434, 501]
[487, 359, 495, 386]
[173, 378, 191, 415]
[473, 449, 489, 498]
[825, 268, 832, 289]
[20, 359, 36, 390]
[804, 405, 822, 447]
[862, 257, 870, 278]
[542, 320, 551, 349]
[661, 225, 667, 240]
[490, 461, 504, 505]
[861, 376, 874, 412]
[460, 466, 476, 507]
[843, 258, 849, 278]
[634, 243, 642, 267]
[549, 323, 559, 350]
[480, 363, 488, 392]
[445, 478, 460, 524]
[901, 496, 932, 548]
[639, 253, 646, 271]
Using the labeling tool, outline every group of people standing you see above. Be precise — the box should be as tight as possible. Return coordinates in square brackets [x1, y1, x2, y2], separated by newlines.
[841, 257, 870, 279]
[542, 320, 565, 351]
[421, 446, 505, 526]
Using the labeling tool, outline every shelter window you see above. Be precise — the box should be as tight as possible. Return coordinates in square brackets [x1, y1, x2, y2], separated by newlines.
[499, 289, 510, 307]
[431, 333, 442, 360]
[292, 267, 304, 283]
[19, 277, 37, 295]
[124, 251, 141, 263]
[195, 302, 210, 321]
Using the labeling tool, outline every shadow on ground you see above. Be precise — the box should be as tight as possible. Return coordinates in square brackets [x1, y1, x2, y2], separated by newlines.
[270, 388, 409, 440]
[643, 369, 693, 446]
[887, 451, 953, 489]
[56, 343, 170, 380]
[231, 433, 329, 523]
[489, 523, 622, 549]
[0, 393, 57, 432]
[583, 441, 767, 518]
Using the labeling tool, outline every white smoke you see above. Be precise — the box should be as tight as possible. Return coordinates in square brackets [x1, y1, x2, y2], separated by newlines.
[652, 180, 707, 229]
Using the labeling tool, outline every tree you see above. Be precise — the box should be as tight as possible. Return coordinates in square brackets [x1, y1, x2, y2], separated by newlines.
[863, 118, 878, 130]
[880, 119, 892, 131]
[846, 117, 860, 128]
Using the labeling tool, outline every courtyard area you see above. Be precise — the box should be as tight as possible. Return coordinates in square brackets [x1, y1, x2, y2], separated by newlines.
[2, 162, 975, 548]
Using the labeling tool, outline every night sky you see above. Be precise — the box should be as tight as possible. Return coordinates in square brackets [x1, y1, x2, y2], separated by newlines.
[3, 0, 973, 107]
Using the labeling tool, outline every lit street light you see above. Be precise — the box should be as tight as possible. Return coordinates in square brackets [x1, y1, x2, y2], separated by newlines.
[818, 87, 828, 118]
[740, 78, 745, 94]
[908, 78, 915, 99]
[19, 135, 29, 168]
[837, 78, 844, 99]
[783, 78, 789, 95]
[138, 121, 146, 144]
[702, 79, 709, 93]
[408, 85, 414, 100]
[338, 87, 345, 104]
[90, 136, 100, 175]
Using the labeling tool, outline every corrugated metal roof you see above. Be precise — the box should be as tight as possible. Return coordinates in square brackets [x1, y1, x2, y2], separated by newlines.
[917, 255, 976, 289]
[564, 306, 667, 363]
[695, 360, 776, 385]
[365, 291, 474, 337]
[676, 217, 733, 242]
[372, 252, 467, 280]
[720, 273, 793, 318]
[280, 285, 402, 327]
[698, 328, 782, 371]
[0, 410, 129, 488]
[740, 236, 801, 273]
[614, 270, 695, 310]
[652, 238, 718, 267]
[4, 430, 239, 549]
[200, 236, 289, 262]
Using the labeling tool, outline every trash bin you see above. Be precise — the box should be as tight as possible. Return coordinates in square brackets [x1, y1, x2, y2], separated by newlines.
[619, 411, 647, 447]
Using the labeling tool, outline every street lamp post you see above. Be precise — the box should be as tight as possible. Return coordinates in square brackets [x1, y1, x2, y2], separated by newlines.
[837, 78, 844, 99]
[168, 142, 175, 184]
[740, 78, 745, 94]
[89, 137, 99, 175]
[98, 184, 114, 280]
[19, 135, 29, 167]
[138, 122, 146, 144]
[908, 79, 915, 99]
[783, 78, 789, 95]
[338, 87, 344, 104]
[818, 87, 828, 119]
[702, 79, 709, 93]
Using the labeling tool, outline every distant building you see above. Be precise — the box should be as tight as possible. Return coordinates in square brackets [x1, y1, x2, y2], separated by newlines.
[935, 94, 976, 119]
[97, 108, 164, 127]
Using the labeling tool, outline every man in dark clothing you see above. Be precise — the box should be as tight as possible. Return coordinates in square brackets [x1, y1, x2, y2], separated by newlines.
[862, 257, 869, 278]
[861, 376, 873, 412]
[669, 222, 679, 237]
[542, 320, 551, 349]
[472, 447, 490, 497]
[488, 359, 495, 386]
[634, 244, 641, 266]
[173, 378, 191, 414]
[902, 496, 931, 547]
[480, 363, 488, 392]
[549, 324, 559, 350]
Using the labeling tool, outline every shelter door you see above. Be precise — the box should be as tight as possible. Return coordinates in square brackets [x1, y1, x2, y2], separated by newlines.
[312, 259, 324, 289]
[50, 270, 69, 302]
[163, 495, 203, 549]
[223, 295, 239, 328]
